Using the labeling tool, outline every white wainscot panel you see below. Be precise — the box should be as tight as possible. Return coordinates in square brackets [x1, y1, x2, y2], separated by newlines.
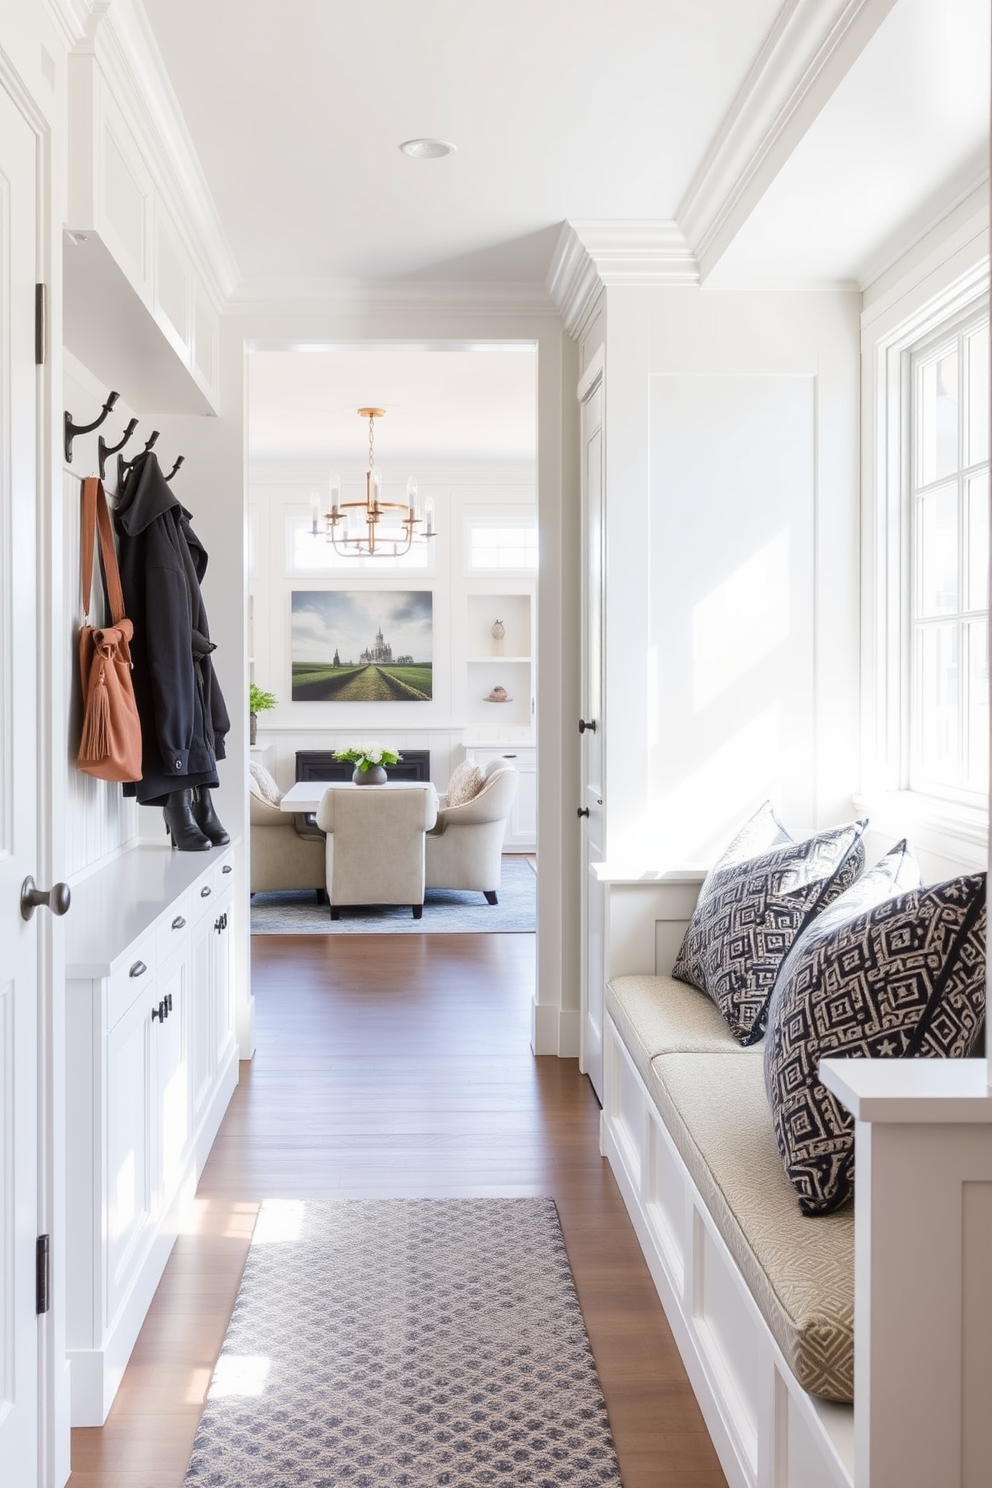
[693, 1216, 763, 1482]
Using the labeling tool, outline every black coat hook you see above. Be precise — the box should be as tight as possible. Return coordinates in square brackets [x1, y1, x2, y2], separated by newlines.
[98, 418, 138, 480]
[164, 455, 185, 483]
[117, 429, 162, 493]
[143, 431, 160, 453]
[64, 391, 119, 464]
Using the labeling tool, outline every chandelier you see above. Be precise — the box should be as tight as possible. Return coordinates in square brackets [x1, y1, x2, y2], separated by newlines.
[311, 407, 436, 558]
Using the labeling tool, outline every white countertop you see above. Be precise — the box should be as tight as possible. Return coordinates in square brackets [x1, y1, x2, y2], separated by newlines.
[66, 841, 234, 978]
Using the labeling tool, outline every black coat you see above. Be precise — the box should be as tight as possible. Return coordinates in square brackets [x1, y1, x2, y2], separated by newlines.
[114, 452, 230, 806]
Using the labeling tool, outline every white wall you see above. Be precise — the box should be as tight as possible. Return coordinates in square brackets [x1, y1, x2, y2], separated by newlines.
[591, 285, 862, 866]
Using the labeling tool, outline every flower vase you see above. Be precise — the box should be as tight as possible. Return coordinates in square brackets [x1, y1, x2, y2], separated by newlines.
[354, 764, 388, 785]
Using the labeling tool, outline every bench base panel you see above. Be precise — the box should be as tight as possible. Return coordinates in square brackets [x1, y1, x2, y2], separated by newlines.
[602, 1015, 854, 1488]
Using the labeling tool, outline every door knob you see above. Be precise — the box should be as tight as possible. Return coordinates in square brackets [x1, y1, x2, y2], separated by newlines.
[578, 719, 597, 734]
[577, 807, 590, 819]
[20, 877, 71, 921]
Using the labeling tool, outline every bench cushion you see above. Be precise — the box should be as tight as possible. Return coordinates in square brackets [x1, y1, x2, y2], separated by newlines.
[647, 1051, 854, 1402]
[606, 974, 756, 1087]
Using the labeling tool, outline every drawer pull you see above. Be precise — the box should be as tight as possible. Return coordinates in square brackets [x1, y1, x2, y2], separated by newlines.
[214, 911, 228, 933]
[151, 999, 167, 1022]
[222, 863, 233, 874]
[166, 992, 173, 1013]
[200, 885, 212, 898]
[502, 753, 517, 758]
[129, 960, 147, 978]
[171, 915, 186, 930]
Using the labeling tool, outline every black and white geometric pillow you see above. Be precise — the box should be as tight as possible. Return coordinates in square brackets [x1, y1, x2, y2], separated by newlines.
[764, 858, 987, 1216]
[672, 815, 867, 1046]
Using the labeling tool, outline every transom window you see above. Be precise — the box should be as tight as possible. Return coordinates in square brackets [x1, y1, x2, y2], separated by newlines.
[909, 309, 989, 802]
[468, 522, 537, 572]
[287, 514, 430, 573]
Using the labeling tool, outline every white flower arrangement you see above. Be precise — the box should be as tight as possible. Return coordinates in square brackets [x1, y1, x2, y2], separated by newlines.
[334, 741, 402, 773]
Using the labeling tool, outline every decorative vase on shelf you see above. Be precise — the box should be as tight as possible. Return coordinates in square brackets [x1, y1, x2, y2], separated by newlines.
[353, 764, 388, 786]
[490, 619, 505, 656]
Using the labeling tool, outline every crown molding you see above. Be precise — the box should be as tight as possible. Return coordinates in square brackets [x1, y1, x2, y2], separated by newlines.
[546, 220, 698, 338]
[79, 0, 239, 308]
[42, 0, 102, 50]
[678, 0, 900, 281]
[226, 276, 558, 320]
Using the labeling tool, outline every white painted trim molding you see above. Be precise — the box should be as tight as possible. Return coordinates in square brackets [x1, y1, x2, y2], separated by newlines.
[546, 220, 697, 340]
[677, 0, 900, 281]
[228, 277, 557, 318]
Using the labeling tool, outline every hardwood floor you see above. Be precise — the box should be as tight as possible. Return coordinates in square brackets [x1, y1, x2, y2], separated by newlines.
[69, 930, 726, 1488]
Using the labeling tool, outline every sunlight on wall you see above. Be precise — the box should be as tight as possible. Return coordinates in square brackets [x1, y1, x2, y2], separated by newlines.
[654, 704, 784, 863]
[253, 1198, 306, 1243]
[208, 1355, 272, 1399]
[692, 532, 790, 712]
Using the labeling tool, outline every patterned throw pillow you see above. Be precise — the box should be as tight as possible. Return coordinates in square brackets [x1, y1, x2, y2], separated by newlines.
[764, 854, 986, 1216]
[446, 760, 486, 807]
[672, 810, 867, 1046]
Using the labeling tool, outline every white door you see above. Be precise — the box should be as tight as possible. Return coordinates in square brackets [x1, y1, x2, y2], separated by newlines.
[578, 351, 606, 1099]
[0, 82, 40, 1488]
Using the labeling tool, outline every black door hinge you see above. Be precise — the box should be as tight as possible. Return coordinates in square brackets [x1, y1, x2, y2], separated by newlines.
[36, 1234, 50, 1315]
[35, 284, 47, 366]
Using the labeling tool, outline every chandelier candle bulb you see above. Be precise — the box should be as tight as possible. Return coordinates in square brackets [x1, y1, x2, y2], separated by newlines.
[310, 492, 320, 537]
[424, 495, 435, 536]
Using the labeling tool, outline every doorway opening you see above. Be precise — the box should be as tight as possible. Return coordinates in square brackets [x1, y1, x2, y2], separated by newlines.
[245, 341, 538, 943]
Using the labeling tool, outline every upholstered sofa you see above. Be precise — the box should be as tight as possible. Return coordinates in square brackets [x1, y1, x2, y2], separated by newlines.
[425, 760, 518, 903]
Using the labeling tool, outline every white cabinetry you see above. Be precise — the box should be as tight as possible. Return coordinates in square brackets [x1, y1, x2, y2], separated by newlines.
[466, 745, 537, 852]
[64, 51, 220, 413]
[65, 844, 238, 1426]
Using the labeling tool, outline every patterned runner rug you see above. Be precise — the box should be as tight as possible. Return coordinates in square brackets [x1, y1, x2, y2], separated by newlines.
[185, 1197, 621, 1487]
[250, 855, 536, 934]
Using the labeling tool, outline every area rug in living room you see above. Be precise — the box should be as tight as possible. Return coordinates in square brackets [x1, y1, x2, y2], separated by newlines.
[250, 855, 536, 934]
[184, 1197, 622, 1488]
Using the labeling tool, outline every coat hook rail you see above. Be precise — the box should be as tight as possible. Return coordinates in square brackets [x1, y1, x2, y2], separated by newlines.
[64, 391, 119, 465]
[117, 429, 161, 492]
[98, 418, 138, 481]
[164, 455, 185, 483]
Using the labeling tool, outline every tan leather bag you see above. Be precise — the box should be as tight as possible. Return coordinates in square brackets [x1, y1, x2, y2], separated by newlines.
[76, 476, 143, 783]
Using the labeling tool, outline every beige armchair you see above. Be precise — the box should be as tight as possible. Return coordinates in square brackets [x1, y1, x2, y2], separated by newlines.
[425, 763, 519, 903]
[249, 768, 325, 896]
[316, 785, 439, 919]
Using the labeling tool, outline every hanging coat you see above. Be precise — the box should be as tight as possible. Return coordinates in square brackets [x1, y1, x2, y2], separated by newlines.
[114, 451, 231, 806]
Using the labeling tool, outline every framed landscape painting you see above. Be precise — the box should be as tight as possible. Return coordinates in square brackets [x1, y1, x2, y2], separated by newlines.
[291, 590, 433, 701]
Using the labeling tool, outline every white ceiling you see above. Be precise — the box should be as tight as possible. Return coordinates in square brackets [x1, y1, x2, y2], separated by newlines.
[139, 0, 989, 457]
[142, 0, 784, 284]
[248, 345, 537, 461]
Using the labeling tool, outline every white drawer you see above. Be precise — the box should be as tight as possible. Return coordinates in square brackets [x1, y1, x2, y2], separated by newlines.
[156, 892, 191, 964]
[107, 930, 157, 1030]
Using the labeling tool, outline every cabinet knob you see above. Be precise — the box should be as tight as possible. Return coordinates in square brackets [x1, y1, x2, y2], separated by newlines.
[171, 915, 186, 930]
[200, 885, 212, 898]
[129, 960, 147, 978]
[222, 863, 233, 874]
[578, 719, 597, 734]
[151, 999, 167, 1023]
[577, 806, 590, 819]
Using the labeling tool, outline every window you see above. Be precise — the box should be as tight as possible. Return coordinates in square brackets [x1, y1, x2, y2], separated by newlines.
[286, 514, 431, 574]
[908, 310, 989, 802]
[468, 521, 537, 573]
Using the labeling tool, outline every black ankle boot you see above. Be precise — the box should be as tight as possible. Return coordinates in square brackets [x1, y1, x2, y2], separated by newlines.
[163, 788, 212, 851]
[192, 786, 230, 845]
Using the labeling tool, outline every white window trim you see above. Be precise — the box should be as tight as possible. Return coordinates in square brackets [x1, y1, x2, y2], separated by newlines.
[861, 255, 989, 870]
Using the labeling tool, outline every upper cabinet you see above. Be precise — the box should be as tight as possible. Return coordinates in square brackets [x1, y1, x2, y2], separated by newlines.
[64, 52, 221, 414]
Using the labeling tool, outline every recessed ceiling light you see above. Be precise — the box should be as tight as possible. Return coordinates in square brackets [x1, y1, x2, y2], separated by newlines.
[399, 138, 456, 160]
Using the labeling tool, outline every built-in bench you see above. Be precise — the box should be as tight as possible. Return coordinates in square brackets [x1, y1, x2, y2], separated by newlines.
[596, 867, 992, 1488]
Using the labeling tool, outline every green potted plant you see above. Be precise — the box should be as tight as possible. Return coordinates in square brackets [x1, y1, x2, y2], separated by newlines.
[334, 741, 402, 786]
[249, 682, 277, 746]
